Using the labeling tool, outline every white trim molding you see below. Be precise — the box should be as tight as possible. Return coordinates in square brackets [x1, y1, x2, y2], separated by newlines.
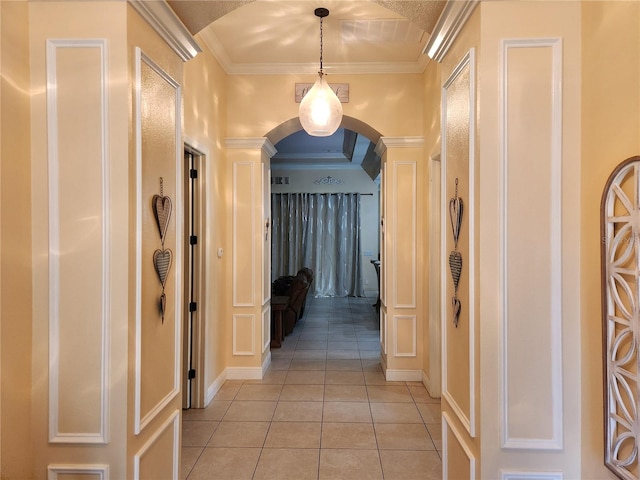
[128, 0, 201, 61]
[134, 48, 182, 436]
[385, 369, 422, 382]
[48, 465, 109, 480]
[374, 136, 424, 157]
[232, 314, 256, 356]
[46, 38, 110, 445]
[501, 472, 563, 480]
[133, 410, 180, 480]
[205, 369, 228, 406]
[225, 137, 277, 158]
[499, 38, 563, 451]
[393, 315, 417, 357]
[391, 161, 417, 309]
[423, 0, 479, 62]
[441, 48, 477, 439]
[231, 161, 256, 307]
[261, 304, 271, 353]
[442, 412, 477, 480]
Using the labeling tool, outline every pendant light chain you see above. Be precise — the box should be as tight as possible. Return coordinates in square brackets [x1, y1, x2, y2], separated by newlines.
[319, 15, 324, 74]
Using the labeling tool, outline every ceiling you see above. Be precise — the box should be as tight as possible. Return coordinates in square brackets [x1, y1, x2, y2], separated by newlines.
[168, 0, 446, 174]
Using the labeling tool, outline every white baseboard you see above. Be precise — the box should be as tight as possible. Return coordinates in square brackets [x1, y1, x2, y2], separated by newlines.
[423, 370, 441, 398]
[385, 368, 423, 382]
[226, 352, 272, 381]
[205, 369, 228, 406]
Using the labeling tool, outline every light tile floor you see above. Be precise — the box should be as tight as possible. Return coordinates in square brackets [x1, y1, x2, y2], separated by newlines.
[182, 296, 442, 480]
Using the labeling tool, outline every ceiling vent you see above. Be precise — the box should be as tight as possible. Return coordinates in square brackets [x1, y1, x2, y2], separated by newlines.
[341, 19, 424, 44]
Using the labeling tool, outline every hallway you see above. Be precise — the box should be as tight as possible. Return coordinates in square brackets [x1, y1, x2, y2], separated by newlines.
[181, 296, 442, 479]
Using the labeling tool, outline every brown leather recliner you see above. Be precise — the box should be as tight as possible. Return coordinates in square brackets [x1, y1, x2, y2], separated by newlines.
[282, 271, 309, 335]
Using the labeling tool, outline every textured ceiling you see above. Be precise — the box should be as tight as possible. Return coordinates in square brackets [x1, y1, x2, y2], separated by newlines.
[168, 0, 446, 74]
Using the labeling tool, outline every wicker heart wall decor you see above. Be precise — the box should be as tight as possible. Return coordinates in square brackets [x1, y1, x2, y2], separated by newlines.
[152, 178, 173, 323]
[449, 178, 463, 327]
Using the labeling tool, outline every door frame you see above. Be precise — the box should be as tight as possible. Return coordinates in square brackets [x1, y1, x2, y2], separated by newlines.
[182, 142, 207, 409]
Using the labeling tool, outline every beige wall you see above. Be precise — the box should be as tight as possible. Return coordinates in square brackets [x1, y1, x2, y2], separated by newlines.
[581, 2, 640, 478]
[226, 73, 424, 139]
[1, 1, 33, 478]
[439, 7, 481, 477]
[183, 36, 229, 404]
[126, 6, 185, 478]
[422, 58, 441, 393]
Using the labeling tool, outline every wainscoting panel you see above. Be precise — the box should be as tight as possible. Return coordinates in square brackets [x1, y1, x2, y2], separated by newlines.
[393, 315, 417, 357]
[47, 464, 109, 480]
[233, 314, 256, 356]
[392, 161, 417, 308]
[134, 410, 180, 480]
[233, 161, 256, 307]
[500, 38, 563, 450]
[261, 305, 270, 353]
[46, 39, 109, 444]
[443, 412, 477, 480]
[134, 48, 182, 435]
[441, 48, 476, 438]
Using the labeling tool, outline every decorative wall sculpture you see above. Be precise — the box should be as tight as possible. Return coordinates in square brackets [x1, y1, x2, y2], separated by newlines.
[601, 156, 640, 479]
[152, 177, 173, 322]
[449, 178, 463, 327]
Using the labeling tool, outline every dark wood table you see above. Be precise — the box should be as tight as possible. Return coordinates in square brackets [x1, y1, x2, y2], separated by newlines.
[270, 296, 289, 348]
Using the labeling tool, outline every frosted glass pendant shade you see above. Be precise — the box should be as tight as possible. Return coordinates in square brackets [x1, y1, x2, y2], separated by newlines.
[298, 73, 343, 137]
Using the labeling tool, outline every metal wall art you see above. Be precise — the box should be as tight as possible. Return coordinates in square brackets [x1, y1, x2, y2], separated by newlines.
[449, 178, 463, 327]
[601, 157, 640, 479]
[153, 177, 173, 323]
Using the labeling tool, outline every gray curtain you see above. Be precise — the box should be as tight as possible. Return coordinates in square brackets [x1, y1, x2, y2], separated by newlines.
[271, 193, 363, 297]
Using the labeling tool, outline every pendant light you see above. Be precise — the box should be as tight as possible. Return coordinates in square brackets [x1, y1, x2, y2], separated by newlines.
[298, 7, 343, 137]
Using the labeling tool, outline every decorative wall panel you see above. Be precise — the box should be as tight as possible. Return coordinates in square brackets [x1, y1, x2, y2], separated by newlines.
[392, 162, 417, 308]
[443, 412, 476, 480]
[262, 306, 270, 353]
[233, 314, 255, 355]
[393, 315, 417, 357]
[601, 157, 640, 479]
[500, 38, 563, 450]
[441, 48, 476, 438]
[47, 464, 109, 480]
[134, 48, 182, 435]
[134, 410, 180, 480]
[46, 39, 109, 444]
[233, 161, 256, 307]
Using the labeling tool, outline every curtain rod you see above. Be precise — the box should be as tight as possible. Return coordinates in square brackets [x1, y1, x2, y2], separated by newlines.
[272, 192, 374, 196]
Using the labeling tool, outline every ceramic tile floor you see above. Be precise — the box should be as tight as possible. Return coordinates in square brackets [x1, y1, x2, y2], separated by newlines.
[182, 296, 442, 480]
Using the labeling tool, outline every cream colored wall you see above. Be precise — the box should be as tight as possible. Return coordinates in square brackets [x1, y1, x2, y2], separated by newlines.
[126, 6, 185, 478]
[183, 37, 229, 404]
[581, 2, 640, 478]
[29, 2, 130, 477]
[1, 1, 33, 478]
[422, 58, 441, 393]
[439, 8, 481, 476]
[226, 73, 424, 139]
[478, 1, 582, 477]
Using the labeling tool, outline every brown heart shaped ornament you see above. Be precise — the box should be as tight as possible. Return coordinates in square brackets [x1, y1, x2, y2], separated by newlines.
[153, 248, 173, 288]
[152, 195, 172, 244]
[452, 297, 461, 327]
[448, 251, 462, 293]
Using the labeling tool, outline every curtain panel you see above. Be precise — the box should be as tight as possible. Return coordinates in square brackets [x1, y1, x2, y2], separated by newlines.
[271, 193, 363, 297]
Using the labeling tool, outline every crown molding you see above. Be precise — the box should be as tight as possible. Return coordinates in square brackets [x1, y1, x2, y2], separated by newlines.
[199, 23, 430, 75]
[226, 137, 277, 157]
[375, 136, 425, 156]
[128, 0, 201, 61]
[423, 0, 479, 63]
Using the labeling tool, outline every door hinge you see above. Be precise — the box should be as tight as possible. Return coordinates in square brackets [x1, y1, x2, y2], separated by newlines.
[190, 169, 198, 179]
[190, 235, 198, 245]
[189, 301, 197, 312]
[188, 369, 196, 380]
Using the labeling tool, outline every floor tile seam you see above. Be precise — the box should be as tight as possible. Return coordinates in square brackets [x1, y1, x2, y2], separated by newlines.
[182, 445, 206, 480]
